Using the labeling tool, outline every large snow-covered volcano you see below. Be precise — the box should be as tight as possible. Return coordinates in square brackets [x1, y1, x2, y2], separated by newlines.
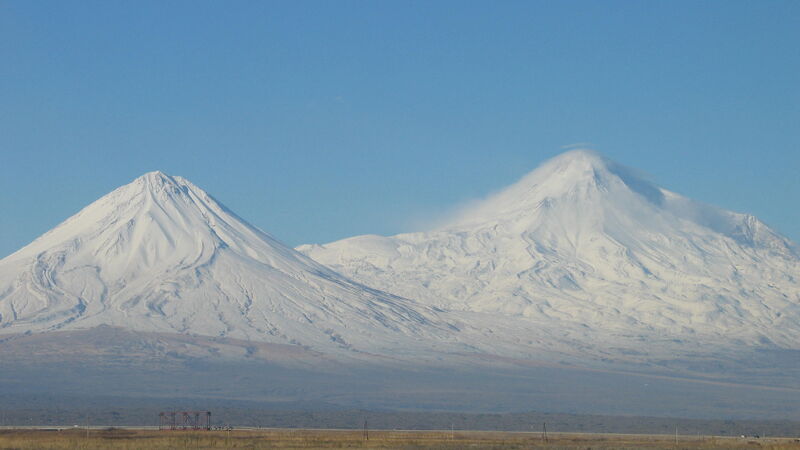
[0, 171, 455, 356]
[300, 150, 800, 361]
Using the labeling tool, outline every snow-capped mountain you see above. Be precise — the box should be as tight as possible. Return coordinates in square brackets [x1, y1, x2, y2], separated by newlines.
[0, 171, 455, 357]
[2, 156, 799, 418]
[300, 150, 800, 360]
[3, 155, 799, 371]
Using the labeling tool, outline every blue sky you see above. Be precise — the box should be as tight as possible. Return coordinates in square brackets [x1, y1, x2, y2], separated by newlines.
[1, 0, 798, 257]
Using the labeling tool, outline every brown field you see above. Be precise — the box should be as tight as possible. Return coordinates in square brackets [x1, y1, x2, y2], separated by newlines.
[0, 428, 799, 450]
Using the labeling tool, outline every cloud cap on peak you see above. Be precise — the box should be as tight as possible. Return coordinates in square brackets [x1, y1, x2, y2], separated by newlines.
[441, 149, 664, 228]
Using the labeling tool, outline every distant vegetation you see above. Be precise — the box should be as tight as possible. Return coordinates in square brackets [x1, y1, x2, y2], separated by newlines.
[1, 429, 799, 450]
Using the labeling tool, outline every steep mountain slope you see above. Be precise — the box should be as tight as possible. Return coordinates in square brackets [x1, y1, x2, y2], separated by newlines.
[299, 150, 800, 361]
[0, 172, 456, 357]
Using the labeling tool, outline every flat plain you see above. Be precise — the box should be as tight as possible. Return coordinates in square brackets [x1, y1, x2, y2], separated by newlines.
[1, 428, 799, 450]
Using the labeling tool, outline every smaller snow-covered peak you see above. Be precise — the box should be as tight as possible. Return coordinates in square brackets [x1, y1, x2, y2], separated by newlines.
[141, 169, 170, 179]
[138, 170, 175, 185]
[0, 172, 453, 355]
[2, 170, 246, 265]
[132, 170, 188, 195]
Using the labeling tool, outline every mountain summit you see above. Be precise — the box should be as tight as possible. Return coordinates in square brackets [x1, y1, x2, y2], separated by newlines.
[444, 150, 794, 255]
[300, 151, 800, 361]
[0, 171, 452, 356]
[444, 149, 658, 226]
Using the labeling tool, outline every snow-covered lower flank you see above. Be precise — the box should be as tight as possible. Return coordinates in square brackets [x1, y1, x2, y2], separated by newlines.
[298, 150, 800, 362]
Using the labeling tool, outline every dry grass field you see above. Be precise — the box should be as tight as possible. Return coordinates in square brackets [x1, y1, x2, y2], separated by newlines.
[0, 428, 799, 450]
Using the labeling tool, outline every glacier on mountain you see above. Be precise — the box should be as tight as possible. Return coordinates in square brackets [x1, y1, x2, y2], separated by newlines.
[299, 150, 800, 363]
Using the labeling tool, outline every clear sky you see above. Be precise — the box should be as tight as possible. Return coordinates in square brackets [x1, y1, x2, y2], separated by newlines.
[1, 0, 798, 257]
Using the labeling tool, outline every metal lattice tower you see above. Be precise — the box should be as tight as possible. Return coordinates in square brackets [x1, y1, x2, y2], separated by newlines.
[159, 411, 211, 431]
